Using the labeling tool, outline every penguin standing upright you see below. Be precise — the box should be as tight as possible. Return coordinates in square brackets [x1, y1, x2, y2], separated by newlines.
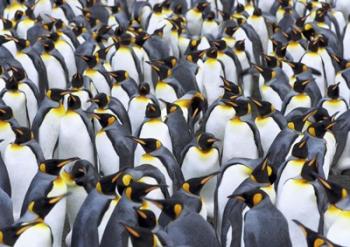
[58, 95, 96, 166]
[4, 127, 44, 220]
[185, 2, 208, 37]
[282, 78, 312, 115]
[222, 98, 262, 163]
[181, 132, 220, 218]
[319, 83, 348, 118]
[0, 105, 16, 158]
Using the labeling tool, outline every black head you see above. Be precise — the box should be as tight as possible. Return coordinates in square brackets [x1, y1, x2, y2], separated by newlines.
[119, 33, 133, 46]
[308, 40, 319, 53]
[189, 92, 207, 120]
[251, 98, 274, 117]
[317, 177, 348, 204]
[90, 93, 109, 108]
[197, 132, 219, 151]
[293, 78, 310, 93]
[39, 158, 79, 176]
[128, 137, 162, 153]
[9, 66, 26, 81]
[67, 94, 81, 110]
[125, 181, 163, 203]
[41, 38, 54, 52]
[291, 137, 308, 159]
[287, 109, 317, 132]
[229, 189, 267, 208]
[122, 224, 156, 247]
[91, 113, 117, 128]
[28, 194, 66, 219]
[13, 127, 32, 144]
[307, 121, 329, 138]
[182, 172, 218, 195]
[134, 207, 157, 229]
[221, 77, 242, 98]
[145, 103, 161, 119]
[46, 88, 66, 102]
[264, 55, 279, 68]
[301, 158, 318, 181]
[254, 65, 276, 81]
[327, 83, 339, 99]
[233, 98, 250, 117]
[14, 10, 23, 21]
[71, 73, 84, 89]
[211, 39, 226, 51]
[197, 2, 209, 12]
[146, 198, 183, 220]
[14, 38, 29, 50]
[0, 106, 13, 121]
[224, 26, 237, 36]
[109, 70, 128, 82]
[80, 55, 98, 68]
[148, 62, 171, 80]
[186, 50, 204, 63]
[134, 31, 150, 47]
[206, 47, 218, 59]
[138, 82, 150, 96]
[251, 159, 276, 184]
[5, 76, 18, 91]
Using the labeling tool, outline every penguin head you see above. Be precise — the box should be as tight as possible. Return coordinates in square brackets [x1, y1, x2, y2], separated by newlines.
[146, 198, 183, 219]
[182, 172, 218, 196]
[80, 55, 98, 68]
[67, 94, 82, 110]
[5, 76, 19, 91]
[160, 99, 182, 115]
[13, 37, 29, 51]
[187, 38, 201, 52]
[92, 113, 118, 128]
[229, 189, 267, 208]
[89, 93, 109, 108]
[211, 39, 226, 51]
[28, 194, 66, 219]
[0, 221, 40, 246]
[13, 127, 32, 144]
[125, 181, 164, 203]
[254, 65, 276, 81]
[156, 56, 178, 69]
[134, 207, 157, 229]
[291, 137, 308, 159]
[224, 26, 238, 37]
[197, 132, 219, 151]
[303, 23, 315, 40]
[206, 47, 218, 59]
[128, 137, 162, 153]
[71, 73, 84, 89]
[327, 83, 340, 99]
[118, 33, 133, 46]
[307, 40, 319, 53]
[46, 88, 67, 102]
[293, 220, 337, 247]
[122, 224, 159, 247]
[134, 31, 151, 47]
[0, 105, 13, 121]
[186, 50, 204, 63]
[8, 66, 26, 82]
[220, 77, 242, 98]
[251, 98, 274, 117]
[2, 19, 13, 30]
[250, 159, 276, 184]
[39, 158, 80, 175]
[252, 7, 262, 17]
[145, 103, 161, 119]
[138, 82, 150, 96]
[232, 98, 250, 117]
[317, 177, 348, 205]
[109, 70, 128, 83]
[264, 54, 279, 68]
[204, 11, 215, 21]
[61, 160, 98, 190]
[307, 121, 332, 138]
[287, 109, 317, 131]
[301, 158, 318, 182]
[196, 2, 209, 12]
[189, 92, 207, 120]
[293, 78, 310, 93]
[153, 3, 163, 14]
[14, 10, 24, 21]
[96, 171, 122, 195]
[288, 27, 303, 42]
[148, 62, 172, 80]
[41, 38, 55, 52]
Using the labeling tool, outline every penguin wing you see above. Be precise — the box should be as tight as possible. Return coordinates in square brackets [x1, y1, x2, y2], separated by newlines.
[306, 135, 327, 178]
[245, 120, 264, 157]
[199, 99, 222, 132]
[77, 110, 97, 165]
[341, 69, 350, 88]
[26, 49, 48, 98]
[311, 181, 328, 233]
[152, 148, 185, 191]
[109, 98, 131, 134]
[271, 112, 287, 130]
[121, 78, 138, 97]
[51, 49, 70, 84]
[20, 172, 55, 217]
[225, 50, 243, 85]
[281, 93, 295, 115]
[60, 4, 76, 23]
[173, 62, 199, 92]
[130, 48, 143, 83]
[178, 141, 196, 166]
[71, 190, 111, 247]
[31, 99, 57, 139]
[165, 109, 194, 163]
[105, 126, 134, 169]
[0, 188, 13, 228]
[26, 140, 45, 163]
[0, 153, 10, 196]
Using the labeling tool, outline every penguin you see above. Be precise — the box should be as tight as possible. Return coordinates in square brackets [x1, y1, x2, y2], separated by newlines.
[15, 8, 36, 40]
[130, 137, 184, 196]
[33, 0, 52, 18]
[3, 0, 26, 20]
[145, 4, 166, 34]
[201, 11, 219, 38]
[198, 47, 224, 105]
[185, 2, 209, 37]
[251, 98, 286, 155]
[88, 93, 131, 133]
[0, 105, 16, 159]
[109, 70, 138, 110]
[4, 127, 44, 220]
[285, 27, 307, 62]
[136, 103, 173, 154]
[128, 82, 157, 135]
[149, 199, 220, 247]
[80, 53, 111, 95]
[276, 158, 322, 247]
[0, 194, 66, 247]
[110, 32, 141, 84]
[181, 132, 220, 218]
[331, 55, 350, 104]
[247, 8, 269, 53]
[318, 83, 348, 118]
[282, 78, 312, 115]
[67, 73, 93, 111]
[226, 188, 292, 247]
[0, 75, 29, 127]
[92, 113, 134, 175]
[215, 158, 260, 236]
[58, 94, 96, 166]
[222, 98, 263, 163]
[40, 37, 69, 89]
[293, 220, 341, 247]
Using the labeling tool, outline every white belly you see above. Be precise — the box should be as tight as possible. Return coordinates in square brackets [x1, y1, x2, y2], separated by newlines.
[112, 49, 139, 84]
[83, 70, 110, 95]
[128, 98, 152, 135]
[3, 92, 28, 126]
[15, 53, 39, 88]
[42, 54, 66, 89]
[0, 121, 15, 158]
[111, 85, 130, 110]
[139, 121, 172, 153]
[96, 131, 120, 175]
[14, 223, 52, 247]
[327, 217, 350, 246]
[255, 117, 281, 155]
[56, 41, 76, 80]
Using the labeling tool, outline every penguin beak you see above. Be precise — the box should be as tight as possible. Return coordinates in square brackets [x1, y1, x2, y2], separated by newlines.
[89, 113, 101, 120]
[60, 90, 71, 96]
[207, 137, 220, 143]
[48, 193, 68, 204]
[88, 98, 99, 103]
[121, 223, 140, 238]
[250, 98, 262, 107]
[125, 136, 146, 145]
[58, 157, 79, 168]
[200, 172, 219, 185]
